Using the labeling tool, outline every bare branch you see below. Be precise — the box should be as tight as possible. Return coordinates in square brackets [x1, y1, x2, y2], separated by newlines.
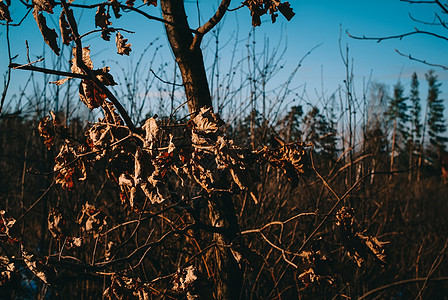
[395, 49, 448, 70]
[435, 0, 448, 14]
[150, 69, 183, 86]
[347, 29, 448, 43]
[59, 0, 139, 133]
[52, 1, 200, 34]
[191, 0, 231, 50]
[9, 62, 89, 80]
[0, 23, 11, 114]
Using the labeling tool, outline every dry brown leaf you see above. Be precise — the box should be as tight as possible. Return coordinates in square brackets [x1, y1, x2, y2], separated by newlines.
[192, 107, 223, 135]
[242, 0, 295, 27]
[109, 0, 121, 18]
[0, 210, 17, 242]
[143, 0, 157, 6]
[71, 46, 93, 74]
[336, 207, 388, 267]
[126, 0, 135, 6]
[77, 203, 107, 238]
[0, 2, 12, 22]
[33, 8, 60, 55]
[142, 117, 160, 147]
[38, 115, 55, 149]
[54, 143, 87, 190]
[79, 79, 106, 110]
[95, 67, 117, 86]
[59, 10, 74, 45]
[278, 2, 295, 21]
[50, 77, 70, 86]
[95, 4, 112, 40]
[116, 31, 132, 55]
[95, 4, 111, 29]
[32, 0, 55, 14]
[21, 245, 57, 284]
[103, 275, 151, 300]
[257, 143, 306, 188]
[47, 208, 67, 240]
[101, 100, 123, 125]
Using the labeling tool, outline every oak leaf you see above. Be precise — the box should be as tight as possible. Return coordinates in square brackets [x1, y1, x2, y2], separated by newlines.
[116, 31, 132, 55]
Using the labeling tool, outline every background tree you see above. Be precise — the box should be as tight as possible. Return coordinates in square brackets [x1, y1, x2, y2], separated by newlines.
[409, 72, 422, 145]
[386, 81, 409, 169]
[425, 69, 447, 154]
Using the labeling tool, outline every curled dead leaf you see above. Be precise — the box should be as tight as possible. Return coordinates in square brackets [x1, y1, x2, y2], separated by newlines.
[71, 46, 93, 74]
[21, 245, 57, 284]
[143, 0, 157, 6]
[33, 8, 60, 55]
[79, 79, 106, 110]
[116, 31, 132, 55]
[95, 4, 112, 41]
[109, 0, 121, 18]
[54, 143, 87, 190]
[32, 0, 56, 14]
[77, 203, 107, 238]
[0, 1, 12, 22]
[59, 10, 74, 45]
[126, 0, 135, 6]
[336, 207, 388, 267]
[242, 0, 295, 27]
[0, 210, 17, 242]
[47, 208, 67, 240]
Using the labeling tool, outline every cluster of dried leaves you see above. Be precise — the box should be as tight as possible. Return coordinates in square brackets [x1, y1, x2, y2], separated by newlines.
[336, 207, 388, 267]
[242, 0, 295, 26]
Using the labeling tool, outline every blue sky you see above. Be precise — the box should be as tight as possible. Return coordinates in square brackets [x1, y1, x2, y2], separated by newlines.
[0, 0, 447, 118]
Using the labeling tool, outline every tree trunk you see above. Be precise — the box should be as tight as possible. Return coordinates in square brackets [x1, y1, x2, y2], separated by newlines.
[161, 1, 243, 299]
[160, 0, 212, 113]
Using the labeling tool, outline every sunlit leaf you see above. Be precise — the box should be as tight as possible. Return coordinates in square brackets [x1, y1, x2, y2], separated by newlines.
[79, 79, 106, 110]
[116, 31, 132, 55]
[32, 0, 56, 14]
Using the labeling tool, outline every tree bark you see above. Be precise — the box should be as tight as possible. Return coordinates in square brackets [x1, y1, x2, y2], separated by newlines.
[160, 0, 212, 113]
[161, 1, 243, 299]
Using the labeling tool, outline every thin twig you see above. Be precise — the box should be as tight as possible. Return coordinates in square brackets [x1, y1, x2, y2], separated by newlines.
[14, 182, 55, 226]
[358, 277, 448, 300]
[150, 69, 183, 87]
[395, 49, 448, 70]
[59, 0, 139, 133]
[347, 29, 448, 43]
[191, 0, 231, 50]
[414, 238, 448, 299]
[0, 23, 12, 114]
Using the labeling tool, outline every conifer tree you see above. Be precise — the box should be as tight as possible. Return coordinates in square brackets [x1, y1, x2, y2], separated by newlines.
[426, 70, 448, 151]
[386, 81, 409, 149]
[409, 72, 422, 144]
